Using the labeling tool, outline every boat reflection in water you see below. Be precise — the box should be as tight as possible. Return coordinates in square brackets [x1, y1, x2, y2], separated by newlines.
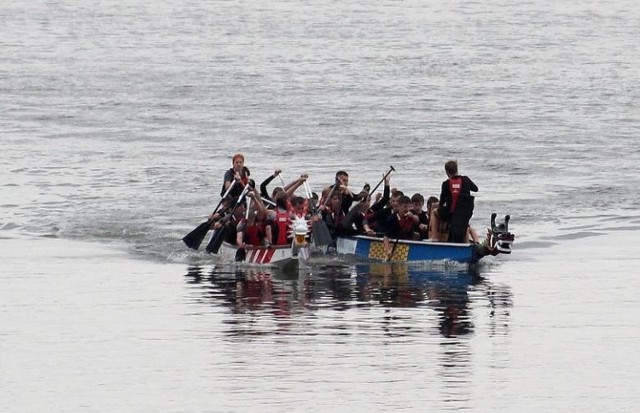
[362, 263, 479, 337]
[183, 262, 512, 339]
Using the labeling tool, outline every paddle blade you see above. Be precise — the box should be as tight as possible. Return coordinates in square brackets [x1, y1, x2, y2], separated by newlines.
[182, 221, 211, 250]
[235, 248, 246, 262]
[312, 220, 333, 247]
[205, 226, 227, 254]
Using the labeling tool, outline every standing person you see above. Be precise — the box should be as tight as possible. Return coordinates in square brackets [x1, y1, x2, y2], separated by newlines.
[221, 153, 248, 198]
[435, 160, 478, 243]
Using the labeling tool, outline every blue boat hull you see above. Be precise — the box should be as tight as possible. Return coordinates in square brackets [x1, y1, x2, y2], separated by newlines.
[336, 235, 481, 264]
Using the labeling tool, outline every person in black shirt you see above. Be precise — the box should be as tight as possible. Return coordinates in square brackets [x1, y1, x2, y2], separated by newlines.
[383, 195, 419, 259]
[433, 160, 478, 243]
[410, 193, 430, 240]
[221, 153, 249, 198]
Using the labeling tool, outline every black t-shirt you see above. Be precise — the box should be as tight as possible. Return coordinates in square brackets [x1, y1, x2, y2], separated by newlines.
[221, 168, 246, 198]
[384, 213, 415, 240]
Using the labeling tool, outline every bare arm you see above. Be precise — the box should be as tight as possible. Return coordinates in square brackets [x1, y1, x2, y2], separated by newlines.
[249, 188, 268, 218]
[284, 173, 308, 198]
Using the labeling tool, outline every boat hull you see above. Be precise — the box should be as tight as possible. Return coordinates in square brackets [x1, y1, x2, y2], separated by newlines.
[336, 235, 480, 264]
[218, 242, 309, 269]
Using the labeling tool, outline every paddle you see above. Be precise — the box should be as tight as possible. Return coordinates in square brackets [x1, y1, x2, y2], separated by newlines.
[235, 248, 247, 262]
[234, 196, 253, 262]
[303, 180, 334, 247]
[182, 181, 237, 250]
[205, 185, 250, 254]
[386, 237, 401, 262]
[319, 165, 394, 209]
[370, 165, 395, 195]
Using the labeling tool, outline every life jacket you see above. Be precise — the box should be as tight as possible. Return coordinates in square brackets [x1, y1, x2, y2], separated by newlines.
[326, 207, 345, 228]
[448, 177, 463, 213]
[333, 209, 343, 226]
[221, 168, 249, 197]
[398, 214, 415, 234]
[244, 220, 264, 246]
[289, 198, 310, 220]
[364, 210, 375, 222]
[365, 207, 391, 231]
[386, 213, 415, 240]
[274, 209, 291, 245]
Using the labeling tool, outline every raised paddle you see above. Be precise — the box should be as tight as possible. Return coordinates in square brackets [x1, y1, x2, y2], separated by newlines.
[262, 197, 276, 207]
[182, 181, 237, 250]
[319, 166, 394, 208]
[205, 185, 250, 254]
[370, 165, 395, 195]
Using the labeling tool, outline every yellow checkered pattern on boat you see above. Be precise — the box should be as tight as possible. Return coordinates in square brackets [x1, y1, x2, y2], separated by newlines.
[368, 240, 409, 261]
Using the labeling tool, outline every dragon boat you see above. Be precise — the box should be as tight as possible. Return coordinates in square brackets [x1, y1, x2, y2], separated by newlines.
[336, 213, 514, 265]
[217, 216, 311, 270]
[213, 213, 513, 268]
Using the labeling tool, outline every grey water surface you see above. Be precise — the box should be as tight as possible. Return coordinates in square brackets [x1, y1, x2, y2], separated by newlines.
[2, 0, 639, 412]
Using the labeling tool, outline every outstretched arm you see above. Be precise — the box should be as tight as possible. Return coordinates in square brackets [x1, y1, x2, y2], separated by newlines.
[248, 188, 269, 218]
[260, 169, 282, 199]
[284, 173, 308, 198]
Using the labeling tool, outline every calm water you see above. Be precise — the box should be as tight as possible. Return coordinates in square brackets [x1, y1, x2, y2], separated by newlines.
[2, 0, 640, 411]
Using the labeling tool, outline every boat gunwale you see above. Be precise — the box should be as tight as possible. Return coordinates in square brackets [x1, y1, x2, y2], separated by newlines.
[339, 235, 476, 249]
[220, 242, 295, 251]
